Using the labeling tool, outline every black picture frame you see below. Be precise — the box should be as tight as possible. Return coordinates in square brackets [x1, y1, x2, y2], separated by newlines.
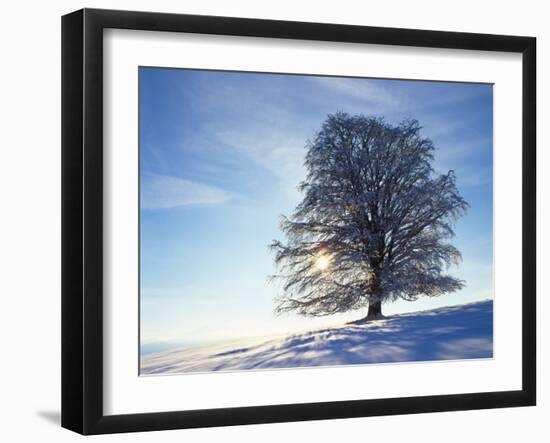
[61, 8, 536, 435]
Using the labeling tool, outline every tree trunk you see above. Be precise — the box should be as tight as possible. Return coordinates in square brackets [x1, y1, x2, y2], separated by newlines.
[366, 299, 382, 319]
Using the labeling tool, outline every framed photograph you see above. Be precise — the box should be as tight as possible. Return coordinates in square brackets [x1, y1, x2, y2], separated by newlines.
[61, 8, 536, 435]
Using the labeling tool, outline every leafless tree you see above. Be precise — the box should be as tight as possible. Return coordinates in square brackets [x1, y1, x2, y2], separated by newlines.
[270, 112, 468, 319]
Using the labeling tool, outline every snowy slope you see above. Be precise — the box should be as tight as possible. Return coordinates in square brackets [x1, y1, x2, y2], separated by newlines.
[141, 300, 493, 375]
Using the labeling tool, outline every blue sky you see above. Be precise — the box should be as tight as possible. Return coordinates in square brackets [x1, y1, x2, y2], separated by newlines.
[139, 67, 493, 350]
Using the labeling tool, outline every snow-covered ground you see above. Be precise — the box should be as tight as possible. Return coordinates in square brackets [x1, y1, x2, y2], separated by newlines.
[141, 300, 493, 375]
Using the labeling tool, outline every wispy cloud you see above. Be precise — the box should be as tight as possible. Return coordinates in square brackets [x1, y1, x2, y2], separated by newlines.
[141, 172, 233, 209]
[433, 134, 493, 169]
[311, 77, 402, 111]
[215, 129, 307, 185]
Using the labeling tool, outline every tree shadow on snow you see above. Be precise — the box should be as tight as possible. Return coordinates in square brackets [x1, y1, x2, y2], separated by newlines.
[142, 300, 493, 374]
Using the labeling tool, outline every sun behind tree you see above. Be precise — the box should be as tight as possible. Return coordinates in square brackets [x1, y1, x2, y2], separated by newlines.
[270, 112, 469, 319]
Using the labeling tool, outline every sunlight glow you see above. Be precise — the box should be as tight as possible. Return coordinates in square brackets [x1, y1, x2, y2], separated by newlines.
[315, 253, 331, 272]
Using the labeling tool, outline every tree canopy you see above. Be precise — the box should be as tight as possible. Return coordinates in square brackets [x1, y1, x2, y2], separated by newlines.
[270, 112, 468, 318]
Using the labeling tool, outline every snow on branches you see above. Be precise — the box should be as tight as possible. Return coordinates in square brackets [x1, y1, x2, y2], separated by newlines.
[270, 112, 468, 318]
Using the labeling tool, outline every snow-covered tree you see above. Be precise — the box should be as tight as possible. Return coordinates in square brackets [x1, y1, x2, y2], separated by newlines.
[270, 112, 468, 319]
